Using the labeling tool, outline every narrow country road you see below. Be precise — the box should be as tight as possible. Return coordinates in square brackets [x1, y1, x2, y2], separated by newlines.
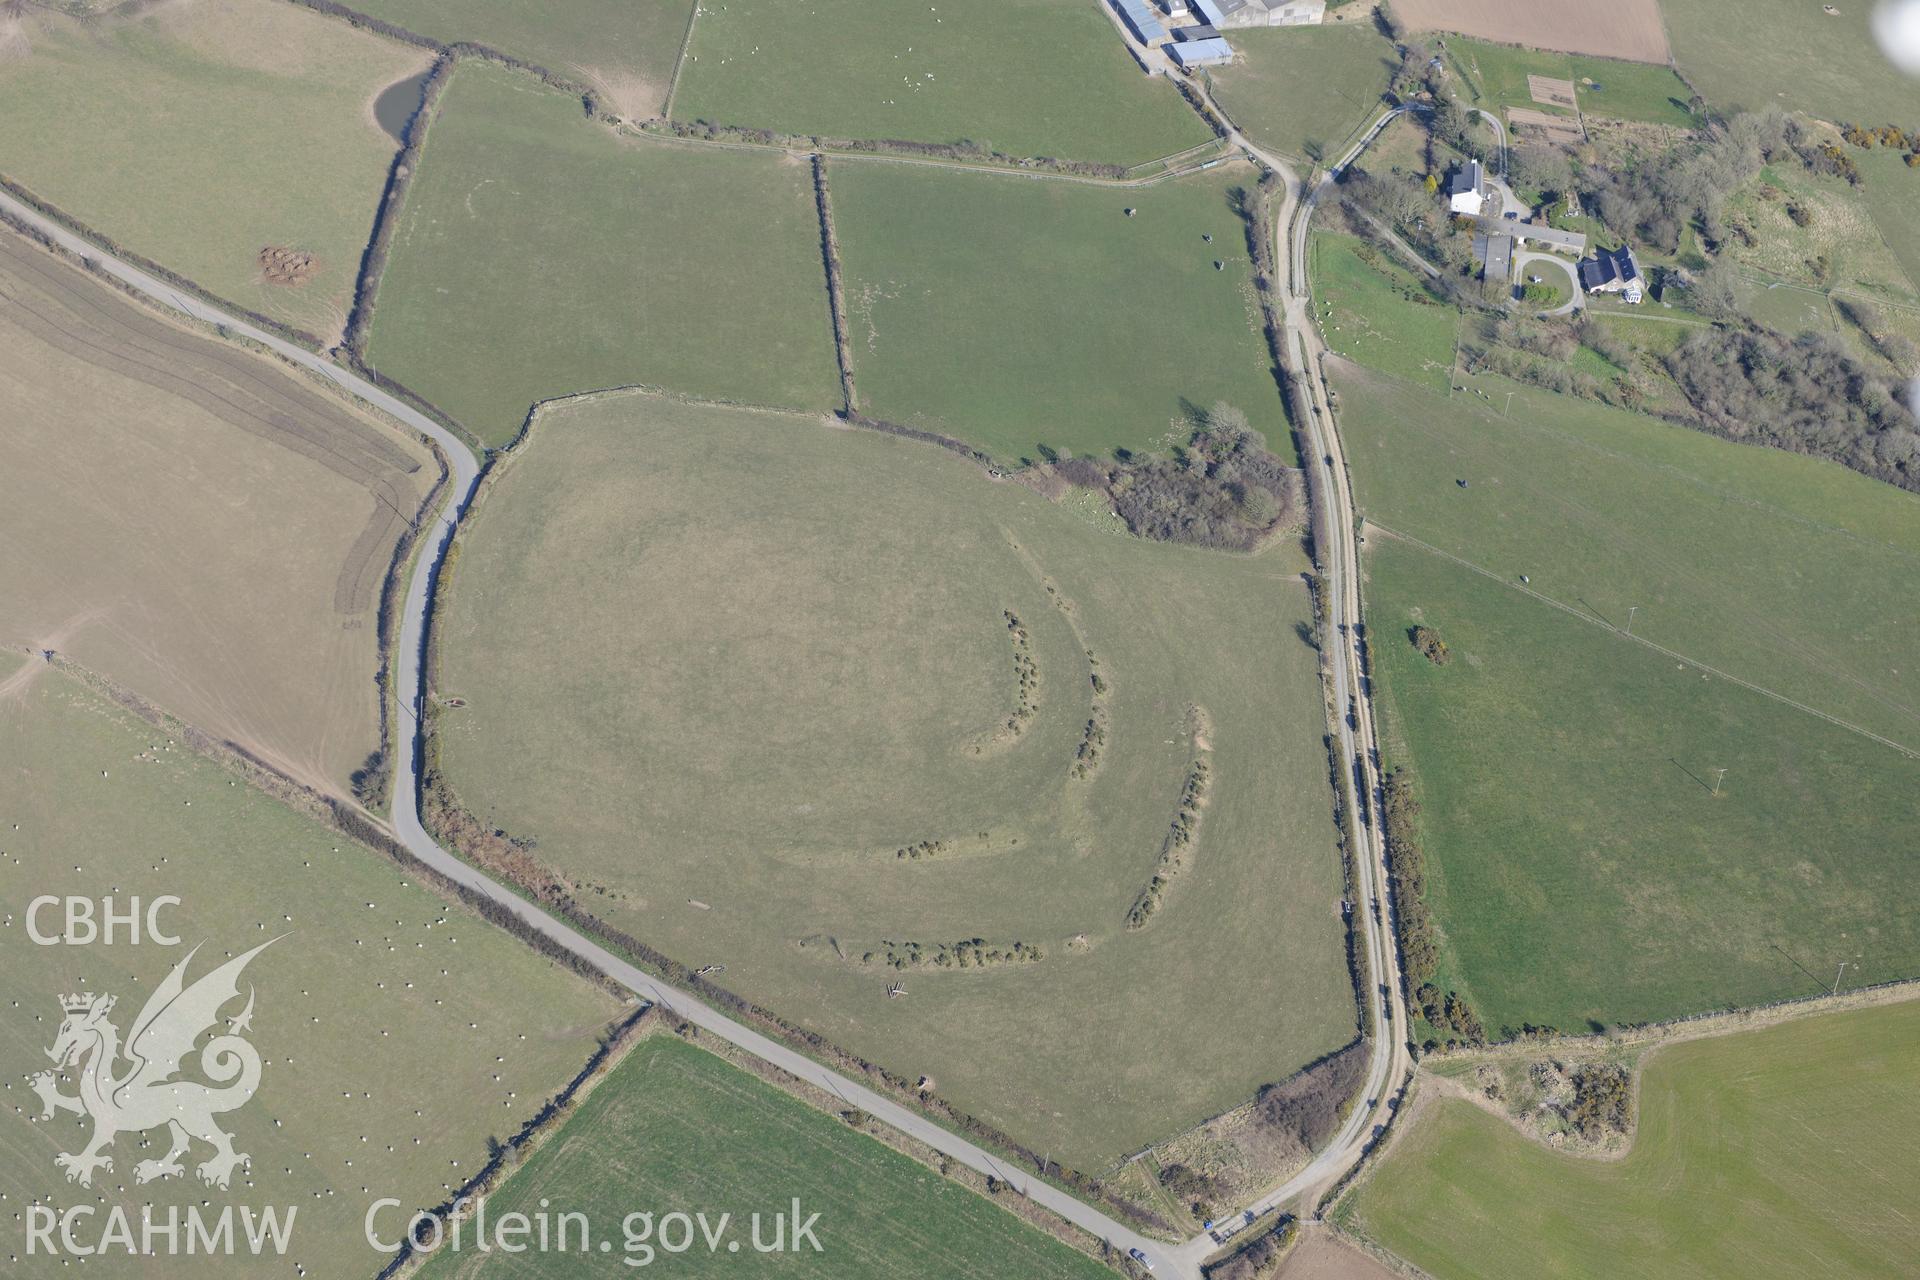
[1178, 106, 1416, 1236]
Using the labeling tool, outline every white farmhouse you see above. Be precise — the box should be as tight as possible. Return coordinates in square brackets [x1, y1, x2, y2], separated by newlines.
[1447, 160, 1487, 217]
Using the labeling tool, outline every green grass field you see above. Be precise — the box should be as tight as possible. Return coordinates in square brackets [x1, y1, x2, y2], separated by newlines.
[365, 61, 841, 446]
[430, 393, 1354, 1166]
[1205, 25, 1398, 163]
[1732, 274, 1840, 338]
[1443, 36, 1704, 128]
[1361, 112, 1434, 179]
[1338, 364, 1920, 752]
[670, 0, 1211, 167]
[340, 0, 695, 117]
[416, 1034, 1115, 1278]
[1663, 0, 1915, 123]
[1332, 360, 1920, 1032]
[1364, 535, 1920, 1032]
[1310, 232, 1459, 392]
[0, 0, 425, 341]
[1444, 37, 1698, 127]
[1853, 148, 1920, 301]
[0, 660, 619, 1278]
[1343, 998, 1920, 1279]
[830, 159, 1286, 462]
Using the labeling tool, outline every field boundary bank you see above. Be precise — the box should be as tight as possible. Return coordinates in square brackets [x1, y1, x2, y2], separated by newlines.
[1319, 1079, 1454, 1261]
[422, 384, 1367, 1244]
[344, 52, 455, 358]
[377, 1008, 653, 1278]
[1371, 524, 1920, 759]
[657, 0, 701, 122]
[415, 390, 1206, 1242]
[17, 663, 643, 1280]
[1375, 366, 1920, 728]
[809, 155, 859, 414]
[412, 721, 1178, 1238]
[632, 119, 1230, 187]
[1427, 974, 1920, 1073]
[1109, 1031, 1369, 1187]
[0, 216, 451, 813]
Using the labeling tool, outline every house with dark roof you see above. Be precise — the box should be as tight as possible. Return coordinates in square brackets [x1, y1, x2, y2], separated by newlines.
[1578, 244, 1644, 303]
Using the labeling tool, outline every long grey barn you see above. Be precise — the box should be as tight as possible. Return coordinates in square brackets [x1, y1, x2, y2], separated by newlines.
[1210, 0, 1326, 26]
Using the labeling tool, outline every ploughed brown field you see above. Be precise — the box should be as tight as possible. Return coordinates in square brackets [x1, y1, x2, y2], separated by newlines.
[0, 228, 437, 793]
[1276, 1227, 1402, 1280]
[1392, 0, 1671, 63]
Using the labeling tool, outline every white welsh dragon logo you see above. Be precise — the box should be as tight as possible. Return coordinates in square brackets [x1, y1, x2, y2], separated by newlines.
[30, 939, 277, 1190]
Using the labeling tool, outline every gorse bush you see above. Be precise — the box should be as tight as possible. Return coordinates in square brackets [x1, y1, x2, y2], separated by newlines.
[1051, 403, 1303, 552]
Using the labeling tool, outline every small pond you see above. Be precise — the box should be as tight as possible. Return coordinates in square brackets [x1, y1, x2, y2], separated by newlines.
[373, 70, 431, 143]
